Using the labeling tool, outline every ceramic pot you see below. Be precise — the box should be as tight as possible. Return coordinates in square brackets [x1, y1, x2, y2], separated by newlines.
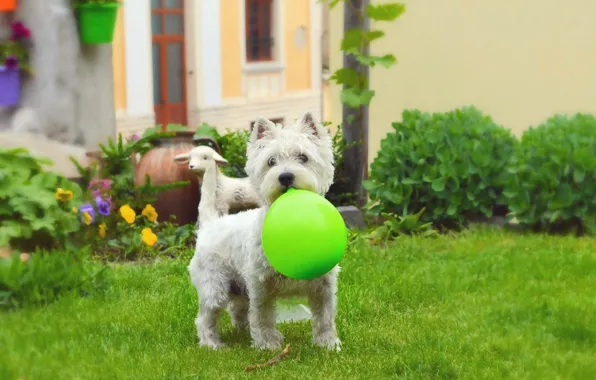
[133, 131, 199, 225]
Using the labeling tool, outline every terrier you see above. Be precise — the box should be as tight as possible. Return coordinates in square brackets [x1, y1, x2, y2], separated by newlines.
[188, 112, 341, 351]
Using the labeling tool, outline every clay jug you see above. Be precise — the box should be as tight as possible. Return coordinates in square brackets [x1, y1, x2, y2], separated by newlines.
[133, 131, 199, 225]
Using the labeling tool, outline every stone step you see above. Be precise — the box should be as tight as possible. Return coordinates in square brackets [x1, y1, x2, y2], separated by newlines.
[0, 131, 92, 179]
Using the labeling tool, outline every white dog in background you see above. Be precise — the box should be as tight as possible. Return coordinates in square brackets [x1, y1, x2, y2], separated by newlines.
[188, 112, 341, 351]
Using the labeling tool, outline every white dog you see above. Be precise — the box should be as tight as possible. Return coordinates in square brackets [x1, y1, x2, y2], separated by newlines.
[188, 112, 341, 351]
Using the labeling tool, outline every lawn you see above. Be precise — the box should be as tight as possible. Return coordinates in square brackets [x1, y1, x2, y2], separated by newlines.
[1, 227, 595, 379]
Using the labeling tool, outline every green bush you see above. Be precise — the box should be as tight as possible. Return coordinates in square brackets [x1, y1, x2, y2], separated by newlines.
[0, 248, 107, 309]
[502, 113, 596, 234]
[364, 106, 517, 227]
[0, 148, 84, 252]
[217, 129, 250, 178]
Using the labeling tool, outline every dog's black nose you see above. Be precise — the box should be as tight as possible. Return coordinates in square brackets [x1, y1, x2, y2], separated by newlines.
[278, 172, 295, 187]
[189, 165, 195, 169]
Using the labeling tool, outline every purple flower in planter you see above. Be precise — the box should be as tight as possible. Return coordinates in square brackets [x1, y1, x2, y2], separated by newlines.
[95, 196, 111, 216]
[4, 56, 18, 70]
[79, 203, 95, 224]
[92, 189, 102, 198]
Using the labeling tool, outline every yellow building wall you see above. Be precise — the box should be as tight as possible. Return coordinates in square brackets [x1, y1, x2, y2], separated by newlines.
[220, 0, 242, 98]
[284, 0, 311, 91]
[112, 6, 126, 110]
[329, 0, 596, 165]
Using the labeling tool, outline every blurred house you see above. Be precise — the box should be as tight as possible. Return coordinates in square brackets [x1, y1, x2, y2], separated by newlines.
[111, 0, 325, 137]
[328, 0, 596, 164]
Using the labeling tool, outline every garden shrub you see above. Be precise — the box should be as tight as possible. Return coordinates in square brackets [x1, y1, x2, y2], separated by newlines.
[216, 129, 250, 178]
[194, 123, 249, 178]
[364, 106, 517, 227]
[502, 113, 596, 234]
[0, 248, 107, 309]
[0, 148, 84, 252]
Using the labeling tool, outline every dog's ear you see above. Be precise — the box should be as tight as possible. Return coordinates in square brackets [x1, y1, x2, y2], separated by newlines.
[298, 111, 324, 137]
[212, 152, 229, 166]
[250, 117, 276, 141]
[173, 153, 190, 164]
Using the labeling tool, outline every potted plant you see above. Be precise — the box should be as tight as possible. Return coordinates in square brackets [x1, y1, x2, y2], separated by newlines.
[73, 0, 121, 45]
[132, 124, 201, 225]
[0, 21, 32, 106]
[0, 0, 16, 11]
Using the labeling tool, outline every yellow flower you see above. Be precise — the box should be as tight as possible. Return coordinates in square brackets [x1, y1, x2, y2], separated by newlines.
[82, 211, 92, 225]
[71, 207, 78, 214]
[55, 188, 73, 202]
[141, 228, 158, 247]
[98, 223, 107, 238]
[119, 204, 136, 224]
[141, 204, 158, 222]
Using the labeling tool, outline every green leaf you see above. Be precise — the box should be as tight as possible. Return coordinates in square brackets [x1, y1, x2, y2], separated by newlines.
[194, 122, 220, 140]
[327, 0, 342, 9]
[341, 29, 362, 51]
[340, 88, 375, 108]
[366, 3, 406, 21]
[329, 68, 361, 86]
[364, 30, 385, 42]
[359, 89, 375, 105]
[573, 170, 585, 184]
[431, 178, 446, 192]
[355, 53, 397, 68]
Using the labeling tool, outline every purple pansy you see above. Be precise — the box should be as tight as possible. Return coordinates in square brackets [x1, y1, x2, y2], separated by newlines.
[95, 196, 111, 216]
[4, 56, 18, 70]
[79, 203, 95, 224]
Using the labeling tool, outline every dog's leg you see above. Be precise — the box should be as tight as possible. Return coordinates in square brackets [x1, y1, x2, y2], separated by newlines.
[228, 296, 249, 331]
[247, 282, 284, 350]
[192, 264, 229, 349]
[308, 271, 342, 351]
[196, 299, 226, 349]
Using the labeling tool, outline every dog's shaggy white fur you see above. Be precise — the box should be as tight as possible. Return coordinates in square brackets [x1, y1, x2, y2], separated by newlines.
[188, 112, 341, 351]
[174, 145, 260, 225]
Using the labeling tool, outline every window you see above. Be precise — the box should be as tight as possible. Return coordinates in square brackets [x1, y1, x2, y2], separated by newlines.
[245, 0, 274, 62]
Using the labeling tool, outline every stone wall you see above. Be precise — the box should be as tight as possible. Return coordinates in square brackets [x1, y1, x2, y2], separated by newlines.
[0, 0, 115, 153]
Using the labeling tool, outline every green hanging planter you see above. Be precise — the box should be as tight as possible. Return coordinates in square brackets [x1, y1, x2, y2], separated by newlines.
[75, 3, 121, 44]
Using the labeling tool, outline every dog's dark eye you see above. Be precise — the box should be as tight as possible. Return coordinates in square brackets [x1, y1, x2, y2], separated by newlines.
[268, 157, 277, 167]
[203, 155, 208, 159]
[298, 154, 308, 163]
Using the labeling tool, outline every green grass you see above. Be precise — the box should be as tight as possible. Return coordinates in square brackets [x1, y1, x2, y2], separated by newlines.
[1, 227, 595, 379]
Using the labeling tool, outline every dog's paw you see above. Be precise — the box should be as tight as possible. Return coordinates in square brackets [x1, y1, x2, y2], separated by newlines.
[314, 335, 342, 352]
[199, 340, 227, 350]
[252, 329, 284, 350]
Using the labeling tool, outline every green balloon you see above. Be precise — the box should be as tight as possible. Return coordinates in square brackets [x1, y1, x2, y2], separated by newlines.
[262, 188, 348, 280]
